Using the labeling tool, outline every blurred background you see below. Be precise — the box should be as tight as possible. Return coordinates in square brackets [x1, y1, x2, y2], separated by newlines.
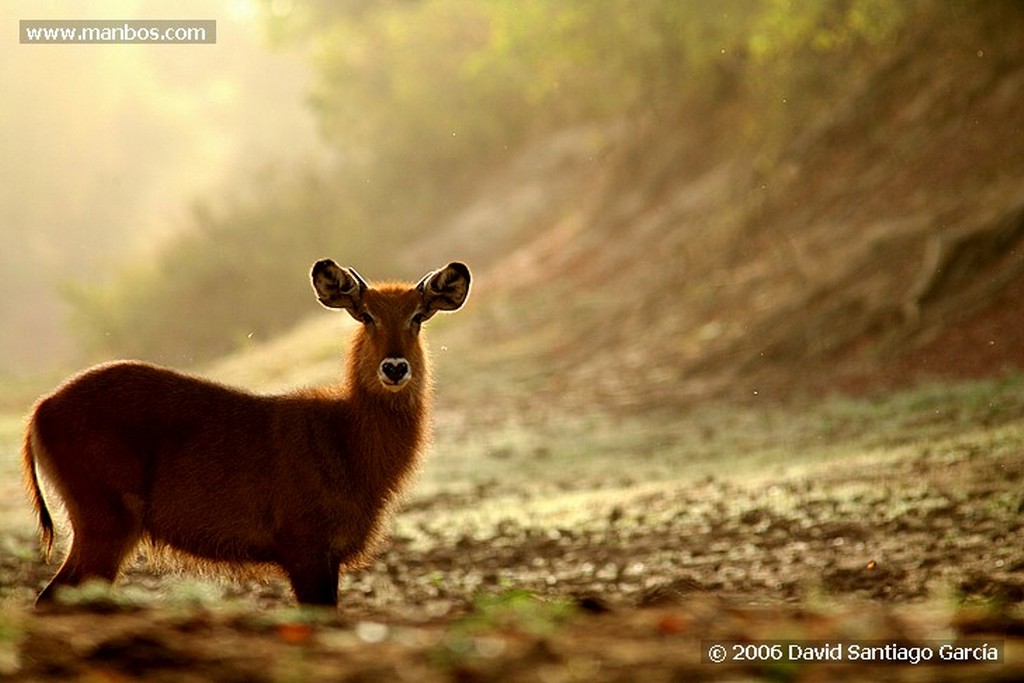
[3, 0, 1024, 412]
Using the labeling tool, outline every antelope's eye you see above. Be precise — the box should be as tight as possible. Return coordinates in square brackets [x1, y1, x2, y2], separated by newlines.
[411, 312, 426, 326]
[359, 312, 376, 325]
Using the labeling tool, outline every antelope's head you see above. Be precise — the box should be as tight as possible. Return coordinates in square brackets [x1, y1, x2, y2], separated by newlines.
[311, 261, 471, 396]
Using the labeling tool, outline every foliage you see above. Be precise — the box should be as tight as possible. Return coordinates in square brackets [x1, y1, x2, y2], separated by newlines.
[747, 0, 906, 58]
[280, 0, 909, 172]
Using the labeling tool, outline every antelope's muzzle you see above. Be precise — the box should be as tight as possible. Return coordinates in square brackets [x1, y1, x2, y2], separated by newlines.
[378, 358, 411, 389]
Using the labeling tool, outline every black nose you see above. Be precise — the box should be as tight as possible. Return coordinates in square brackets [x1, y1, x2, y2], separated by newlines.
[380, 358, 410, 383]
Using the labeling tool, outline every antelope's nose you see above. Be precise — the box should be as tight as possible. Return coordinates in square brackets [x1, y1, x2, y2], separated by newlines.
[379, 358, 410, 385]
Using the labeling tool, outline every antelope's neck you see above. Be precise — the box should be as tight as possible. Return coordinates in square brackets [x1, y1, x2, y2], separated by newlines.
[349, 383, 430, 495]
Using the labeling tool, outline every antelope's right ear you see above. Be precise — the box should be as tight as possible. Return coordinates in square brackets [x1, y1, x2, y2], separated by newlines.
[311, 259, 368, 312]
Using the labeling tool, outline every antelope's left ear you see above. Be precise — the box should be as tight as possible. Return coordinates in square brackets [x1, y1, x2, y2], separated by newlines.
[417, 262, 471, 316]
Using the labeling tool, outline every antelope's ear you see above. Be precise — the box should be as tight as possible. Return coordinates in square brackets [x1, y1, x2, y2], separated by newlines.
[417, 262, 471, 317]
[311, 259, 368, 313]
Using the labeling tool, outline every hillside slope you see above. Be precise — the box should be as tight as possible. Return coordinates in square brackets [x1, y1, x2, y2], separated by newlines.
[417, 4, 1024, 412]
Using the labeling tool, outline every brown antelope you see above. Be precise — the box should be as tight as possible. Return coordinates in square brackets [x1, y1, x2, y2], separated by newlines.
[22, 260, 470, 606]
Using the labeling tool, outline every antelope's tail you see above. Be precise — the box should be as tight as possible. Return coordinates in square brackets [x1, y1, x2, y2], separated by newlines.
[22, 419, 55, 561]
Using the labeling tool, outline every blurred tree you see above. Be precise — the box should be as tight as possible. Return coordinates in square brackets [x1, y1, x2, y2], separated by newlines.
[65, 165, 356, 365]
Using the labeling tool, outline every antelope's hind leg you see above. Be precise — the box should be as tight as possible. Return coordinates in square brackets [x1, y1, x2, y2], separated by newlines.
[36, 501, 143, 605]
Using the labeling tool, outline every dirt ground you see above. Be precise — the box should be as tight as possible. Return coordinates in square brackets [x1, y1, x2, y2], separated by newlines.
[1, 377, 1023, 682]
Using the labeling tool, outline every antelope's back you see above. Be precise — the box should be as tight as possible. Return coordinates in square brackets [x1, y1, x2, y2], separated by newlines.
[31, 360, 278, 494]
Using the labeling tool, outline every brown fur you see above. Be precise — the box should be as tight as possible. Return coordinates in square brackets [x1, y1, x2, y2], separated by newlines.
[22, 261, 470, 606]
